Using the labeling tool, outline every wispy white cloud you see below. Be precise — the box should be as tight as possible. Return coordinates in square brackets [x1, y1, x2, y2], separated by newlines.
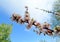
[0, 0, 55, 23]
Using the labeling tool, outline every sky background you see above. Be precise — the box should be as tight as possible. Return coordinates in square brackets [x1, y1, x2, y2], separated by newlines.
[0, 0, 60, 42]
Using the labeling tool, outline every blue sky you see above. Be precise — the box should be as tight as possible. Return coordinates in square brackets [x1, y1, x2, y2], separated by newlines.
[0, 0, 60, 42]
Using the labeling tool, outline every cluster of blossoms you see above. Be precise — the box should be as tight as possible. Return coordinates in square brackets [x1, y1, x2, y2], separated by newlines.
[11, 6, 60, 36]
